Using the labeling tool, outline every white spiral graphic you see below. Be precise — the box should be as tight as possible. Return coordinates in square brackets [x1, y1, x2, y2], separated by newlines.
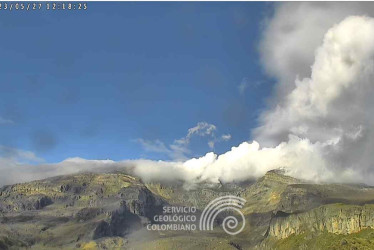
[199, 195, 246, 235]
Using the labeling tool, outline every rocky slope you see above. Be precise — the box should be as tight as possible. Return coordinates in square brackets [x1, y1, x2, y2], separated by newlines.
[268, 204, 374, 239]
[1, 169, 374, 249]
[0, 172, 167, 248]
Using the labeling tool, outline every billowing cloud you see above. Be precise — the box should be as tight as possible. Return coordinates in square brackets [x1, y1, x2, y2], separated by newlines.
[260, 2, 374, 100]
[0, 137, 333, 188]
[134, 14, 374, 186]
[3, 5, 374, 188]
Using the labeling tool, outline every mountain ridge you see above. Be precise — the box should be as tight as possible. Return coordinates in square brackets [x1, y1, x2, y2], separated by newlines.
[1, 169, 374, 249]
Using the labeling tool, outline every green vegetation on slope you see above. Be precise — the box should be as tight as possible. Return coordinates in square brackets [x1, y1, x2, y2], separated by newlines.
[270, 228, 374, 250]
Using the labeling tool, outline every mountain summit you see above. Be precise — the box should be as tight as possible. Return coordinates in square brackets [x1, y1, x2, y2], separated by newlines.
[1, 170, 374, 249]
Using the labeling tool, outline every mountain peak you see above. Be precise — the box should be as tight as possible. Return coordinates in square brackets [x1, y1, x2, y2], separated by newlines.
[262, 168, 302, 185]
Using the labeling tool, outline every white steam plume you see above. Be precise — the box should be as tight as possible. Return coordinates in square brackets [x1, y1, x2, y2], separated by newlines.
[3, 6, 374, 187]
[134, 15, 374, 185]
[260, 2, 374, 101]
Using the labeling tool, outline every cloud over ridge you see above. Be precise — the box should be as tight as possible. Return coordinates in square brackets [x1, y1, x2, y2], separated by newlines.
[3, 5, 374, 187]
[122, 15, 374, 185]
[127, 14, 374, 186]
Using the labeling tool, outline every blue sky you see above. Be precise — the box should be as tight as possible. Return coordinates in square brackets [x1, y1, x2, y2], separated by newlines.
[0, 2, 275, 163]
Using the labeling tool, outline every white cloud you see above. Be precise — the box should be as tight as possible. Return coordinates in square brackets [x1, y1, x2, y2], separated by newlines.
[260, 2, 374, 101]
[132, 14, 374, 186]
[186, 122, 216, 138]
[5, 5, 374, 188]
[0, 145, 43, 163]
[0, 146, 45, 186]
[221, 134, 232, 141]
[207, 134, 232, 150]
[252, 14, 374, 184]
[136, 122, 230, 160]
[207, 141, 215, 150]
[0, 137, 331, 188]
[135, 139, 171, 155]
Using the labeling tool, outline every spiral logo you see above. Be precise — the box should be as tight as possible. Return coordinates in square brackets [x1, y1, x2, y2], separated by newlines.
[199, 195, 246, 235]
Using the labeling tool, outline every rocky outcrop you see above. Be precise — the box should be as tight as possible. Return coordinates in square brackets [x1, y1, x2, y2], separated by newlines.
[117, 186, 165, 218]
[0, 172, 169, 248]
[2, 169, 374, 249]
[275, 184, 325, 213]
[93, 187, 166, 239]
[0, 195, 52, 212]
[269, 204, 374, 239]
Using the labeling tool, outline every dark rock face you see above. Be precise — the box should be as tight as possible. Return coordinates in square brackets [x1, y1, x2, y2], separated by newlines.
[0, 172, 169, 248]
[92, 187, 166, 239]
[0, 195, 53, 212]
[118, 186, 165, 218]
[2, 170, 374, 249]
[93, 221, 113, 239]
[106, 204, 142, 237]
[276, 184, 324, 213]
[35, 196, 53, 209]
[75, 207, 103, 222]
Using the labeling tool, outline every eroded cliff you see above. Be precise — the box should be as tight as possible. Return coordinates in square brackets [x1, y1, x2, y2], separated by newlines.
[269, 204, 374, 239]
